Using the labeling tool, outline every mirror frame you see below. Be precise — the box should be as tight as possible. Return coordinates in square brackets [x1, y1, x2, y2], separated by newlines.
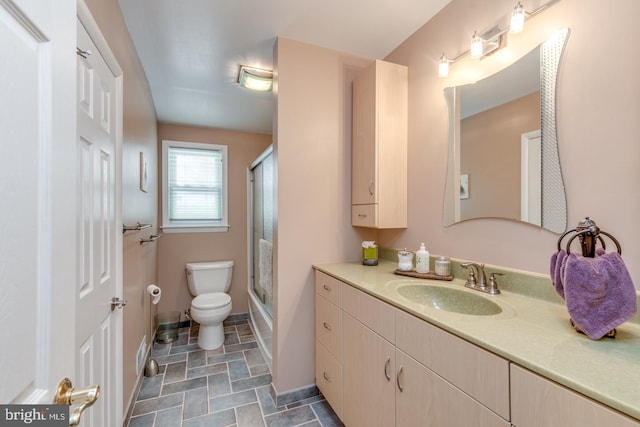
[442, 27, 570, 234]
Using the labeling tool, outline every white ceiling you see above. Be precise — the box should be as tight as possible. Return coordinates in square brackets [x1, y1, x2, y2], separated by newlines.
[118, 0, 452, 134]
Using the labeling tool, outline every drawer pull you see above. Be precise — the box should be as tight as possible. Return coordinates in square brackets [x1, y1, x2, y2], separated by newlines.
[384, 357, 391, 381]
[323, 284, 332, 292]
[323, 372, 332, 383]
[396, 365, 404, 392]
[358, 214, 367, 218]
[323, 322, 332, 331]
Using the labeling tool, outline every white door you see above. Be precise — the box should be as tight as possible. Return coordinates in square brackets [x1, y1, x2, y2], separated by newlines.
[520, 130, 542, 226]
[0, 0, 78, 406]
[76, 6, 123, 427]
[0, 1, 122, 425]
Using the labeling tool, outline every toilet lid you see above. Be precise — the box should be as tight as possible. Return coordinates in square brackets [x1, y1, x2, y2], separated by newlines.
[192, 293, 231, 310]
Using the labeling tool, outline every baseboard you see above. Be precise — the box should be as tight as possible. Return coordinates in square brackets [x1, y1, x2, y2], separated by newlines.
[270, 383, 319, 408]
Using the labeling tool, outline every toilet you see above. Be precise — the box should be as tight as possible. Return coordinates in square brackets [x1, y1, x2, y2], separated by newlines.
[186, 261, 234, 350]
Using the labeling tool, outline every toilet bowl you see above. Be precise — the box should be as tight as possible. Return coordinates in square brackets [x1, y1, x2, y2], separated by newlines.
[186, 261, 234, 350]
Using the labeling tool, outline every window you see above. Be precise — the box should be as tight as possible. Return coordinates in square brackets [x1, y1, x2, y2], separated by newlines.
[162, 140, 228, 232]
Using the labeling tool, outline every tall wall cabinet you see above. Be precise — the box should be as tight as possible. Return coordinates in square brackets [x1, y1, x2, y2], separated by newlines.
[352, 60, 408, 229]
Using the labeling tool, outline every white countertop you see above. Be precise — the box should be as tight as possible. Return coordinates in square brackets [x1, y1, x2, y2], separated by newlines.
[314, 260, 640, 421]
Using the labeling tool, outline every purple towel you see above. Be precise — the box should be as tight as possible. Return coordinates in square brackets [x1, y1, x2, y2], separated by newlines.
[551, 248, 605, 299]
[562, 252, 637, 340]
[550, 249, 567, 298]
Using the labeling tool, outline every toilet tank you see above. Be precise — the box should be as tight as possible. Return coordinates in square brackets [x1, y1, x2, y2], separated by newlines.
[186, 261, 234, 296]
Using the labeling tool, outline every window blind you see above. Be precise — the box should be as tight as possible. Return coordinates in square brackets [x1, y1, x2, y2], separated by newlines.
[168, 146, 223, 221]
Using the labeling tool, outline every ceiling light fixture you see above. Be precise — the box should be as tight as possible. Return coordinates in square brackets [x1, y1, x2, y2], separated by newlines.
[438, 0, 561, 78]
[237, 65, 273, 91]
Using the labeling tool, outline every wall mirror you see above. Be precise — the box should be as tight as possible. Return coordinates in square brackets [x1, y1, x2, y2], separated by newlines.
[442, 27, 569, 234]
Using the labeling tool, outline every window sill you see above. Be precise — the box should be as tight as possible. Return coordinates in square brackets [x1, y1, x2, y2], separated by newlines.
[161, 224, 230, 233]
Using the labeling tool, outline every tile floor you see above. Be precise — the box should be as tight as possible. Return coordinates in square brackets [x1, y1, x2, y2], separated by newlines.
[126, 315, 343, 427]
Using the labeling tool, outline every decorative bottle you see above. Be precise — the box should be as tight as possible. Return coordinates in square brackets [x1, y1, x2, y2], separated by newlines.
[415, 242, 430, 274]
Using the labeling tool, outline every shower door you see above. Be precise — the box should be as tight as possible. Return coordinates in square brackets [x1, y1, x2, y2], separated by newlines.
[249, 146, 274, 316]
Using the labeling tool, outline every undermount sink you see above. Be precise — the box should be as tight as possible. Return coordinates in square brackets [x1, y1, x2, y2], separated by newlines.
[396, 284, 502, 316]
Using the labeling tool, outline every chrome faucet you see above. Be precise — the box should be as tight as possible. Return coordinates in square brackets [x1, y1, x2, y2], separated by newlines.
[460, 262, 502, 295]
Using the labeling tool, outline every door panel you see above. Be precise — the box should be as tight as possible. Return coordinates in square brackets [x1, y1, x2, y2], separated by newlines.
[0, 0, 76, 404]
[76, 18, 118, 425]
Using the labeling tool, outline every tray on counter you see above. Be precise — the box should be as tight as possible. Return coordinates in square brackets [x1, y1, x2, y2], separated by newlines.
[393, 269, 454, 281]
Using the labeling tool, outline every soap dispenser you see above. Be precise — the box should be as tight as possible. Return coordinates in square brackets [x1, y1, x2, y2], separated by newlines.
[415, 243, 430, 274]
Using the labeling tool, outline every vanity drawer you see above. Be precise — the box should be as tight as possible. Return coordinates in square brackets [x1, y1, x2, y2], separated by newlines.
[351, 204, 376, 228]
[315, 271, 343, 307]
[315, 294, 343, 362]
[316, 342, 343, 420]
[343, 284, 394, 344]
[395, 309, 510, 420]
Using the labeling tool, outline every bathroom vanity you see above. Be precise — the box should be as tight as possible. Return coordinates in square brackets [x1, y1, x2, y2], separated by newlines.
[313, 261, 640, 426]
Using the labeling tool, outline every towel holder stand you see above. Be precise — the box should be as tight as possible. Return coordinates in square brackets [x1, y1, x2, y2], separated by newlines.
[556, 217, 620, 338]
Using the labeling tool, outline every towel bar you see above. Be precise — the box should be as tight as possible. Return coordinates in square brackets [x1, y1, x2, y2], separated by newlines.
[123, 222, 152, 234]
[140, 234, 162, 244]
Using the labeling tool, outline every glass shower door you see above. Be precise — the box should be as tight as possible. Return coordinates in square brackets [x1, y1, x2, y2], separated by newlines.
[250, 147, 273, 316]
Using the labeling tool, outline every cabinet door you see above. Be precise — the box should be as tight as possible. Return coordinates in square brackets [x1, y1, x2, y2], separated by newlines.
[396, 310, 509, 418]
[343, 313, 395, 427]
[511, 365, 640, 427]
[395, 350, 509, 427]
[352, 61, 376, 206]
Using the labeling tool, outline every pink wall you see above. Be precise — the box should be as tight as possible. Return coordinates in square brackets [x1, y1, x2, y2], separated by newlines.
[84, 0, 159, 412]
[273, 38, 374, 393]
[461, 92, 539, 220]
[156, 124, 271, 316]
[381, 0, 640, 285]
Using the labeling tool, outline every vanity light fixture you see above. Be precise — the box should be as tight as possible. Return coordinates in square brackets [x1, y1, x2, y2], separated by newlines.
[510, 2, 526, 33]
[470, 31, 484, 59]
[438, 53, 450, 78]
[237, 65, 273, 91]
[438, 0, 561, 78]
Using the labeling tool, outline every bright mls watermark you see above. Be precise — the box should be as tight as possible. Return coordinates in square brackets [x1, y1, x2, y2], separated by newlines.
[0, 406, 67, 426]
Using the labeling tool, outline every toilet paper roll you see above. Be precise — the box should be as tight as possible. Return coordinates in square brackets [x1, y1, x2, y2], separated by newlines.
[146, 284, 162, 305]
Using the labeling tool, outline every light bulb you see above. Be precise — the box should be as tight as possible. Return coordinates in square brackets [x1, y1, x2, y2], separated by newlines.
[470, 31, 483, 59]
[510, 2, 526, 34]
[438, 54, 449, 78]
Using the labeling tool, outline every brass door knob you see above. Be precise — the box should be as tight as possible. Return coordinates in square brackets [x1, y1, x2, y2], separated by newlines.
[54, 378, 100, 426]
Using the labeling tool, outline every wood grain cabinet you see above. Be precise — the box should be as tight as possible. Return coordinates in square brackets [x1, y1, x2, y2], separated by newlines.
[315, 271, 509, 426]
[315, 271, 640, 426]
[352, 59, 407, 229]
[314, 272, 343, 419]
[511, 364, 640, 427]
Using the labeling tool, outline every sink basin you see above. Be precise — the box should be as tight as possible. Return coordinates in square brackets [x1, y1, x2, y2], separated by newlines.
[396, 284, 502, 316]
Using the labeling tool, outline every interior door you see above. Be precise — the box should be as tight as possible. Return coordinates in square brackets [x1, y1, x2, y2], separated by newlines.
[0, 0, 77, 406]
[76, 9, 123, 426]
[520, 130, 542, 226]
[0, 2, 122, 425]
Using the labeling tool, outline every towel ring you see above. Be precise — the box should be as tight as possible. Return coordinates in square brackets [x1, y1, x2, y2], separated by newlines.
[557, 228, 607, 252]
[565, 229, 621, 255]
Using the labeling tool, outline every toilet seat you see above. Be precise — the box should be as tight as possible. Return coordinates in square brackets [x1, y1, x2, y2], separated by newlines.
[192, 293, 231, 310]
